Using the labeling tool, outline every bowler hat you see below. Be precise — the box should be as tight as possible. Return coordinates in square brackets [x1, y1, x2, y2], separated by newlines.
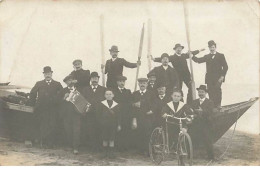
[161, 53, 170, 60]
[196, 85, 208, 92]
[173, 43, 184, 50]
[109, 45, 119, 52]
[63, 75, 73, 83]
[138, 78, 148, 83]
[73, 59, 82, 65]
[208, 40, 216, 47]
[117, 75, 127, 81]
[156, 82, 166, 89]
[90, 72, 100, 78]
[43, 66, 53, 73]
[147, 71, 156, 78]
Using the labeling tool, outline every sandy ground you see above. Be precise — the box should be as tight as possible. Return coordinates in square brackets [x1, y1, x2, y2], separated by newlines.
[0, 130, 259, 166]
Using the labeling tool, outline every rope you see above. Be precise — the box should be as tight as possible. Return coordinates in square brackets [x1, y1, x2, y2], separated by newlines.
[206, 107, 241, 166]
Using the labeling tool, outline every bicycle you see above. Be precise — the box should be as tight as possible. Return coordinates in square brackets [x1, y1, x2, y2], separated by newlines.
[149, 114, 194, 166]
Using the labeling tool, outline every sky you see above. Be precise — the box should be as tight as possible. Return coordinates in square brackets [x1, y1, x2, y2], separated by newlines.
[0, 0, 259, 133]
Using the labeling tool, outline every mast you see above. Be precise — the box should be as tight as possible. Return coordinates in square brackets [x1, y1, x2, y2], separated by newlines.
[100, 14, 106, 87]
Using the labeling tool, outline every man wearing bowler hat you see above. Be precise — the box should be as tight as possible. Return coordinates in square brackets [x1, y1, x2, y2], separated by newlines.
[82, 72, 106, 151]
[103, 45, 141, 89]
[113, 75, 133, 151]
[191, 85, 215, 160]
[149, 53, 180, 95]
[29, 66, 63, 147]
[192, 40, 228, 108]
[70, 59, 91, 93]
[147, 71, 157, 94]
[151, 43, 205, 104]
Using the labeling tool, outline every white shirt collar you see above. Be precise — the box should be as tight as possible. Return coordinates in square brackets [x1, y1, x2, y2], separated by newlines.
[159, 94, 165, 99]
[112, 57, 117, 61]
[200, 97, 206, 103]
[118, 87, 125, 90]
[46, 79, 52, 83]
[163, 65, 168, 70]
[140, 89, 147, 94]
[176, 53, 182, 56]
[210, 51, 217, 55]
[92, 85, 98, 89]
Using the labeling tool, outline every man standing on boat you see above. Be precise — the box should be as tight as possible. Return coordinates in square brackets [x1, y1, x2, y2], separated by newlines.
[151, 44, 204, 104]
[149, 53, 180, 95]
[103, 45, 141, 89]
[29, 66, 63, 147]
[70, 59, 91, 93]
[192, 40, 228, 108]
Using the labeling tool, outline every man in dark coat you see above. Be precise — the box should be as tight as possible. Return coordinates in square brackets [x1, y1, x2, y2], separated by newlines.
[132, 78, 156, 156]
[103, 45, 141, 89]
[152, 83, 171, 128]
[113, 75, 133, 151]
[151, 44, 205, 104]
[70, 59, 91, 93]
[29, 66, 63, 147]
[149, 53, 180, 95]
[191, 85, 215, 160]
[147, 71, 157, 94]
[192, 40, 228, 108]
[59, 75, 86, 154]
[81, 72, 106, 151]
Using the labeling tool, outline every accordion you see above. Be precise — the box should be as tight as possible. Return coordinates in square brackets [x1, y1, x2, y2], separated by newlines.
[66, 90, 91, 114]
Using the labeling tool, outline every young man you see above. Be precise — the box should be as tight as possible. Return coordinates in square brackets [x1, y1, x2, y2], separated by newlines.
[151, 44, 204, 104]
[29, 66, 63, 147]
[81, 72, 106, 151]
[60, 75, 83, 154]
[132, 78, 155, 156]
[104, 45, 141, 89]
[96, 89, 121, 158]
[192, 40, 228, 108]
[70, 59, 91, 93]
[161, 89, 194, 157]
[113, 75, 133, 151]
[152, 83, 171, 128]
[192, 85, 215, 160]
[149, 53, 180, 95]
[147, 71, 157, 94]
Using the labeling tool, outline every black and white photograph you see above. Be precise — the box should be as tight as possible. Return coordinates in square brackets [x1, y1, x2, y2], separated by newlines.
[0, 0, 259, 166]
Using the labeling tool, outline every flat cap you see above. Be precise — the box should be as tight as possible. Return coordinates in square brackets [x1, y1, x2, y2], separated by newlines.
[72, 59, 82, 65]
[117, 75, 127, 81]
[138, 78, 148, 82]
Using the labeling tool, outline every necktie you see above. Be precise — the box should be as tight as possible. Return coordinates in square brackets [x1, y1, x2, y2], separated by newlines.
[159, 95, 163, 100]
[93, 86, 97, 92]
[141, 92, 144, 95]
[46, 81, 50, 85]
[107, 100, 113, 108]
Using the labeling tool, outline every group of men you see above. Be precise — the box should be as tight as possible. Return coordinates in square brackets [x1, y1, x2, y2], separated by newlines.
[28, 40, 228, 160]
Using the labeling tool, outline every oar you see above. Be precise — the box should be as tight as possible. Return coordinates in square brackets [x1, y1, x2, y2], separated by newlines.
[100, 14, 106, 87]
[183, 0, 196, 100]
[134, 23, 145, 91]
[147, 19, 152, 71]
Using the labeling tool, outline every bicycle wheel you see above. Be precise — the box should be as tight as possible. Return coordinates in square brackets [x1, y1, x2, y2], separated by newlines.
[149, 127, 166, 165]
[177, 132, 193, 166]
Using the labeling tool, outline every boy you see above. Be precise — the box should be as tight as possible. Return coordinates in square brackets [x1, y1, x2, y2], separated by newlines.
[96, 89, 121, 158]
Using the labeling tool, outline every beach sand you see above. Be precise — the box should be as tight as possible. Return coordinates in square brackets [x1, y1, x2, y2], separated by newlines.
[0, 130, 259, 166]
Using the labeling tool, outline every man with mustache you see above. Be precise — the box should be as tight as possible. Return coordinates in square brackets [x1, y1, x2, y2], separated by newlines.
[29, 66, 63, 148]
[146, 71, 157, 94]
[191, 85, 215, 160]
[82, 72, 106, 151]
[151, 44, 204, 104]
[103, 45, 141, 89]
[149, 53, 180, 95]
[70, 59, 91, 93]
[192, 40, 228, 108]
[132, 78, 155, 156]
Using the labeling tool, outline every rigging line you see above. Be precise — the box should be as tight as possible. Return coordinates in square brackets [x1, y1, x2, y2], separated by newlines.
[8, 1, 40, 81]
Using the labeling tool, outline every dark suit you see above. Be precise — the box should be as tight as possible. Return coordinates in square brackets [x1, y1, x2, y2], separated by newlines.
[147, 82, 157, 94]
[59, 87, 81, 149]
[70, 69, 90, 93]
[132, 90, 156, 153]
[113, 87, 133, 149]
[191, 98, 215, 159]
[29, 79, 63, 145]
[81, 85, 106, 148]
[154, 50, 200, 104]
[149, 65, 179, 95]
[105, 58, 137, 88]
[193, 52, 228, 107]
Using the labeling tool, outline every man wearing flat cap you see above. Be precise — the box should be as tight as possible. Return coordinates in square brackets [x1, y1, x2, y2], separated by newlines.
[192, 40, 228, 108]
[113, 75, 133, 151]
[131, 77, 156, 156]
[70, 59, 91, 93]
[59, 75, 82, 154]
[29, 66, 63, 147]
[191, 85, 215, 160]
[103, 45, 141, 89]
[149, 53, 180, 95]
[151, 43, 204, 104]
[81, 72, 106, 151]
